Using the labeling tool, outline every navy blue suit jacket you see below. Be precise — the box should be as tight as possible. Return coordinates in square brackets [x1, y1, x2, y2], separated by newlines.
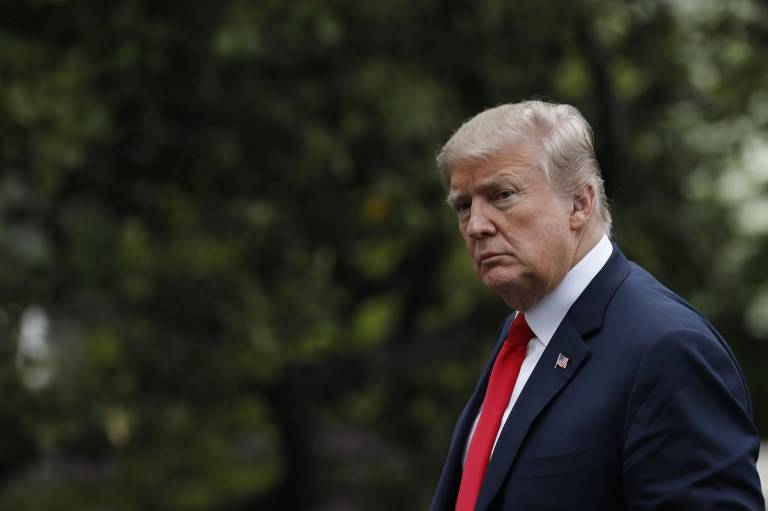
[431, 246, 764, 510]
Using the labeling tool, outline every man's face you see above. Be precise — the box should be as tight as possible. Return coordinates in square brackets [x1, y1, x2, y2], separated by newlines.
[447, 145, 579, 310]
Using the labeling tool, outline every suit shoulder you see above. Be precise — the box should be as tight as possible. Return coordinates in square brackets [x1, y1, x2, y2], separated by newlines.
[591, 263, 751, 410]
[610, 261, 714, 339]
[604, 261, 750, 399]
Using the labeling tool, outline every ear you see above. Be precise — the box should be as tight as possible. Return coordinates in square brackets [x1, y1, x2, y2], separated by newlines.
[570, 184, 596, 230]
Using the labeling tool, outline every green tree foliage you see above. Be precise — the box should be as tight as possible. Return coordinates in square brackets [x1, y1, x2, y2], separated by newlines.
[1, 0, 768, 509]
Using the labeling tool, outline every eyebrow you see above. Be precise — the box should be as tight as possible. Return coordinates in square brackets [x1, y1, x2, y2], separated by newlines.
[445, 190, 466, 207]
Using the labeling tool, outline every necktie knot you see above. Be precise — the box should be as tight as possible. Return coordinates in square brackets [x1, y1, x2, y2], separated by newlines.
[506, 312, 534, 347]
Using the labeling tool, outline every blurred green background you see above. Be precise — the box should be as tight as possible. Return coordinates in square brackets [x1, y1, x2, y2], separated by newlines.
[2, 0, 768, 509]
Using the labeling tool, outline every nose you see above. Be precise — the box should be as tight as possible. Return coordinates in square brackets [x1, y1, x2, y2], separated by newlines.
[466, 201, 496, 239]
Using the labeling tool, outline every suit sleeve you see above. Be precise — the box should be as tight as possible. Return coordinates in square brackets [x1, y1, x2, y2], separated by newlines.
[622, 328, 764, 510]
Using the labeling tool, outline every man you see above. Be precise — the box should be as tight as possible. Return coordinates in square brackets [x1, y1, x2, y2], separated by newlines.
[430, 100, 764, 510]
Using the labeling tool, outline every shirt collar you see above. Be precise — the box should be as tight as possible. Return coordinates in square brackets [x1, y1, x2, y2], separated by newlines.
[524, 234, 613, 345]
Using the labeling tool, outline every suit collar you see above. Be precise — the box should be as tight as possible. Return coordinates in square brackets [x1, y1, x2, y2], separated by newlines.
[526, 234, 613, 345]
[568, 242, 631, 336]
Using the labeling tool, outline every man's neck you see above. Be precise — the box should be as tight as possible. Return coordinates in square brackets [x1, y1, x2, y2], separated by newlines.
[570, 223, 606, 271]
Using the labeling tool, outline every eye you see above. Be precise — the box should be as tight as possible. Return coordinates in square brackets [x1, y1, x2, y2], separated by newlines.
[454, 200, 471, 219]
[494, 190, 515, 201]
[455, 201, 470, 212]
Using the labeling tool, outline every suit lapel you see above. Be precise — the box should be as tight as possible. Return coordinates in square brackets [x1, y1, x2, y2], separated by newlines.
[475, 318, 590, 510]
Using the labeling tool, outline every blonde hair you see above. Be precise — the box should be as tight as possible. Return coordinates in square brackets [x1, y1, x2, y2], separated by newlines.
[437, 100, 612, 233]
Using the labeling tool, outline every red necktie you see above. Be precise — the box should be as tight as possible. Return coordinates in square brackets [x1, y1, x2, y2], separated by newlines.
[455, 313, 534, 511]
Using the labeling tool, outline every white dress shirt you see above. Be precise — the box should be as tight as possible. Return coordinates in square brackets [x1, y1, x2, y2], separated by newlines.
[464, 234, 613, 462]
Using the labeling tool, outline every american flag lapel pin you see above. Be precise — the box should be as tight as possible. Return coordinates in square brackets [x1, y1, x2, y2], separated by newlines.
[555, 352, 570, 369]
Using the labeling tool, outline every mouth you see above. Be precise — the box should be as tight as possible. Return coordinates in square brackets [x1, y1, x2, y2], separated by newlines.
[477, 253, 508, 267]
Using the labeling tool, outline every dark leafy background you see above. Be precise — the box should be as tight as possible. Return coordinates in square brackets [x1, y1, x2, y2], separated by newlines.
[2, 0, 768, 509]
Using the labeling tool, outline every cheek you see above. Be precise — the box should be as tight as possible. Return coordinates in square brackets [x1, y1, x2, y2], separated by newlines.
[460, 229, 475, 253]
[528, 224, 570, 264]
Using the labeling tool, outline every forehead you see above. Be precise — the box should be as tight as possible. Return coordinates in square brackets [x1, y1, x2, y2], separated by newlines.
[448, 146, 544, 193]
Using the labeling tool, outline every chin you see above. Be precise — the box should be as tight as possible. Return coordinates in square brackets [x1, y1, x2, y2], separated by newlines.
[483, 272, 539, 309]
[482, 266, 520, 288]
[484, 277, 524, 298]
